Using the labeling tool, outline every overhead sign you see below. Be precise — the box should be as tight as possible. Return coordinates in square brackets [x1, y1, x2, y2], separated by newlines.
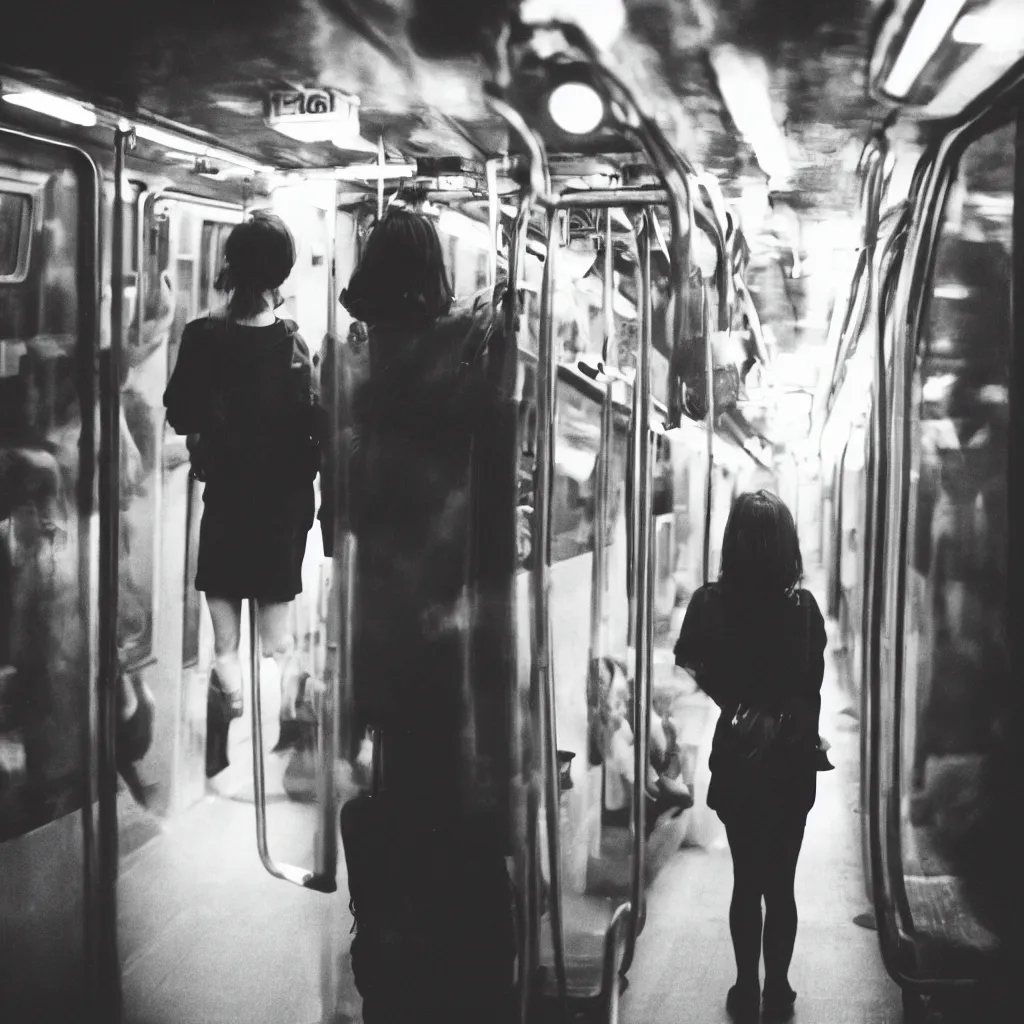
[265, 88, 362, 144]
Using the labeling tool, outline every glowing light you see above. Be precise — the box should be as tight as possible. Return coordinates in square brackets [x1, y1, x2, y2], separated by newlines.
[709, 47, 793, 189]
[2, 89, 97, 127]
[133, 123, 268, 173]
[952, 0, 1024, 46]
[437, 209, 492, 249]
[334, 163, 416, 181]
[884, 0, 969, 98]
[520, 0, 626, 50]
[269, 119, 378, 153]
[547, 82, 605, 135]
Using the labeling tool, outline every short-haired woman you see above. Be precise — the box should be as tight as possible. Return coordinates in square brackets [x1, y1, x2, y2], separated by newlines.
[164, 214, 322, 771]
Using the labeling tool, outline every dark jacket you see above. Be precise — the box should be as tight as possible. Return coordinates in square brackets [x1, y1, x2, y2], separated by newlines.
[163, 316, 322, 510]
[345, 283, 517, 732]
[674, 582, 827, 817]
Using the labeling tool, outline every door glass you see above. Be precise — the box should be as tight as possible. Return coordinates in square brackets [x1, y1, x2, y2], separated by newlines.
[117, 199, 356, 1024]
[0, 150, 92, 1019]
[901, 120, 1013, 961]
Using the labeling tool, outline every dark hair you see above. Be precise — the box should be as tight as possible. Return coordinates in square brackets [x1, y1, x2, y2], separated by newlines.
[340, 208, 453, 326]
[719, 489, 803, 597]
[215, 214, 296, 321]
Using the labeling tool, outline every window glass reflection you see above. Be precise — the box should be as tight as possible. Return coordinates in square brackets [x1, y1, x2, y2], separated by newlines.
[902, 120, 1012, 949]
[0, 164, 84, 841]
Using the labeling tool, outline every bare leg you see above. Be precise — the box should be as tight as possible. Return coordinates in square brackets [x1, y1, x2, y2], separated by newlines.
[258, 601, 303, 746]
[206, 596, 244, 713]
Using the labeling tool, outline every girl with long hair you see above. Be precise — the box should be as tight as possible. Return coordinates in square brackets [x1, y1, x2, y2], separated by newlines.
[675, 490, 828, 1022]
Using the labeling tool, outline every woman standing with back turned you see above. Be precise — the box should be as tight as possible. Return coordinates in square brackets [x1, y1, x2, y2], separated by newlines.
[163, 214, 321, 772]
[674, 490, 827, 1022]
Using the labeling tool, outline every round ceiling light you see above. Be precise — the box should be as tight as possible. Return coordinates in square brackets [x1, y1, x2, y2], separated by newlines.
[547, 82, 605, 135]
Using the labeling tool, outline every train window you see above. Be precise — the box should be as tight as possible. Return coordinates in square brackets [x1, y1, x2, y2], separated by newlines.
[900, 119, 1013, 950]
[0, 191, 31, 280]
[0, 158, 84, 841]
[550, 377, 627, 564]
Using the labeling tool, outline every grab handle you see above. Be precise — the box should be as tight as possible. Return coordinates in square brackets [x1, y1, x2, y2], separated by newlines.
[248, 600, 337, 893]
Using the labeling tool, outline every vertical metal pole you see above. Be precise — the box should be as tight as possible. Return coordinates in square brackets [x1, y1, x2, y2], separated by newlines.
[703, 278, 715, 585]
[314, 179, 340, 882]
[622, 209, 654, 973]
[486, 158, 500, 288]
[535, 206, 567, 1004]
[376, 135, 385, 222]
[588, 210, 615, 708]
[97, 125, 135, 1023]
[502, 195, 533, 1024]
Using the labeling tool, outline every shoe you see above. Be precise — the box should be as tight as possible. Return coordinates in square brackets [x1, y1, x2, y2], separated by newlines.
[762, 983, 797, 1020]
[726, 983, 760, 1021]
[209, 667, 243, 720]
[272, 719, 302, 753]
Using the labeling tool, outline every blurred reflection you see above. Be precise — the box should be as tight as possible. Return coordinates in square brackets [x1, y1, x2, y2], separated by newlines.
[902, 124, 1012, 945]
[118, 268, 176, 661]
[593, 657, 692, 840]
[0, 168, 86, 841]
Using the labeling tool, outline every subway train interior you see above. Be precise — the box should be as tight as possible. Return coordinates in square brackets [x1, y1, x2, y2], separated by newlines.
[0, 1, 1021, 1022]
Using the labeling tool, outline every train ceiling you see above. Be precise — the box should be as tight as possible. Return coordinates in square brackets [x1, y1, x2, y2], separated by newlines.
[1, 0, 889, 447]
[2, 0, 881, 208]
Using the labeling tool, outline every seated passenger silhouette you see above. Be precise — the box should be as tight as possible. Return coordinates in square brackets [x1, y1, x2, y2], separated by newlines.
[597, 656, 693, 837]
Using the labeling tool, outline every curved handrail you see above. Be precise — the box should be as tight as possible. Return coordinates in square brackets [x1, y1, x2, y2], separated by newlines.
[247, 600, 337, 892]
[486, 89, 568, 1011]
[622, 210, 655, 977]
[541, 20, 694, 431]
[602, 901, 633, 1016]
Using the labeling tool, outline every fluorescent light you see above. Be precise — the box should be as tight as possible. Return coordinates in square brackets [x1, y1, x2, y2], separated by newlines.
[709, 47, 793, 189]
[132, 122, 268, 173]
[520, 0, 627, 49]
[952, 0, 1024, 46]
[548, 82, 605, 135]
[884, 0, 969, 98]
[270, 119, 378, 153]
[134, 122, 205, 152]
[437, 209, 492, 249]
[2, 89, 97, 127]
[334, 163, 416, 181]
[924, 39, 1024, 116]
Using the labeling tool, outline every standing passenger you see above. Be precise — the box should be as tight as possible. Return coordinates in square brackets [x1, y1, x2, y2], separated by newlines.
[163, 215, 322, 772]
[337, 207, 517, 1024]
[674, 490, 827, 1022]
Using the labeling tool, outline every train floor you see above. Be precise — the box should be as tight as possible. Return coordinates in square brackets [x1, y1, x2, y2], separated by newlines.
[118, 723, 361, 1024]
[114, 581, 904, 1024]
[620, 588, 904, 1024]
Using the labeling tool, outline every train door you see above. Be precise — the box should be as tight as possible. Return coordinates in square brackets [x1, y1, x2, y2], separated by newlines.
[0, 130, 101, 1021]
[873, 106, 1017, 1009]
[115, 191, 354, 1024]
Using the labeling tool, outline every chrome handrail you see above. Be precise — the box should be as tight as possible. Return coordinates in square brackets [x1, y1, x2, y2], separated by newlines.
[486, 90, 568, 1011]
[102, 124, 134, 1024]
[587, 211, 616, 750]
[622, 210, 655, 976]
[247, 600, 336, 891]
[536, 203, 569, 1007]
